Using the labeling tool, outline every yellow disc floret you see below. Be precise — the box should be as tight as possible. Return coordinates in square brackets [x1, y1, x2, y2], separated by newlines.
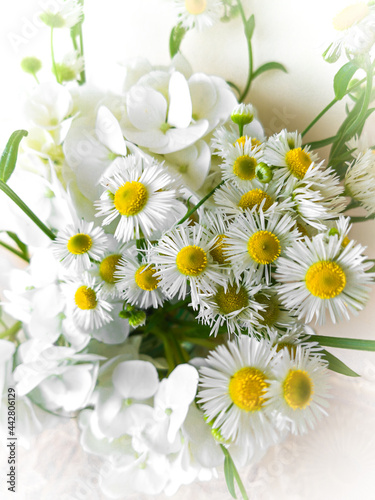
[238, 189, 273, 211]
[235, 136, 262, 148]
[67, 233, 93, 255]
[333, 3, 369, 31]
[229, 367, 269, 412]
[114, 181, 148, 216]
[185, 0, 207, 15]
[210, 234, 229, 264]
[176, 245, 208, 276]
[285, 148, 312, 180]
[247, 230, 281, 264]
[214, 284, 249, 315]
[135, 264, 160, 291]
[75, 286, 97, 310]
[99, 254, 122, 284]
[233, 155, 257, 180]
[305, 261, 346, 299]
[283, 369, 313, 410]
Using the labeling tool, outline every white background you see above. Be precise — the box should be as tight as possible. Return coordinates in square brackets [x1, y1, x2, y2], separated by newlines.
[1, 1, 375, 499]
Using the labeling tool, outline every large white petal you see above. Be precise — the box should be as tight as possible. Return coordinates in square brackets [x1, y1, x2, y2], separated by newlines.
[152, 120, 209, 154]
[126, 86, 167, 130]
[96, 106, 127, 156]
[112, 360, 159, 400]
[168, 72, 192, 128]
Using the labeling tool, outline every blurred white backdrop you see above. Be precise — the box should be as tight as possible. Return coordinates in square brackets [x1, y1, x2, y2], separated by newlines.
[1, 1, 375, 499]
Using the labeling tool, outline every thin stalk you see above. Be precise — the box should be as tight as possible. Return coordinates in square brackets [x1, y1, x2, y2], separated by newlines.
[0, 181, 55, 240]
[0, 240, 29, 263]
[314, 334, 375, 351]
[78, 23, 86, 84]
[301, 76, 367, 137]
[51, 27, 60, 84]
[350, 214, 375, 223]
[32, 73, 40, 85]
[0, 321, 22, 340]
[177, 180, 225, 225]
[236, 0, 253, 102]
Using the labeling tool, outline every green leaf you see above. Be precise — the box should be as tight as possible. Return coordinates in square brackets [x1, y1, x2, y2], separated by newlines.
[0, 130, 28, 183]
[169, 23, 188, 58]
[221, 446, 237, 499]
[252, 62, 287, 80]
[244, 14, 255, 40]
[334, 61, 359, 100]
[6, 231, 28, 257]
[302, 135, 337, 150]
[321, 350, 359, 377]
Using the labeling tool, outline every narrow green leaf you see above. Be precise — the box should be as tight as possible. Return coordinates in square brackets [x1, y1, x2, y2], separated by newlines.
[221, 445, 237, 498]
[334, 61, 358, 100]
[321, 350, 359, 377]
[303, 135, 337, 149]
[169, 23, 188, 58]
[316, 334, 375, 352]
[226, 80, 241, 95]
[253, 62, 287, 80]
[6, 231, 28, 257]
[244, 14, 255, 40]
[0, 130, 28, 183]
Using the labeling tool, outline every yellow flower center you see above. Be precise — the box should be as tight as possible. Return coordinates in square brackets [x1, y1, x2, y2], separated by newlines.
[305, 261, 346, 299]
[247, 230, 281, 264]
[114, 181, 148, 216]
[214, 284, 249, 315]
[283, 369, 313, 410]
[235, 136, 262, 148]
[238, 189, 273, 212]
[229, 367, 269, 412]
[233, 155, 257, 180]
[185, 0, 207, 15]
[285, 148, 312, 180]
[333, 3, 369, 31]
[134, 265, 160, 291]
[99, 254, 122, 284]
[67, 233, 92, 255]
[176, 245, 208, 276]
[74, 286, 97, 310]
[210, 234, 229, 264]
[256, 294, 280, 326]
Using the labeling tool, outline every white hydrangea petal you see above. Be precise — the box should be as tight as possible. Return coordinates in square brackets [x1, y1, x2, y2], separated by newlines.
[152, 120, 209, 154]
[168, 72, 192, 128]
[126, 86, 167, 130]
[96, 106, 127, 156]
[112, 360, 159, 400]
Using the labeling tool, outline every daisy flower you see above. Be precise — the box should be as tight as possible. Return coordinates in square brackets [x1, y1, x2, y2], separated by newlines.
[275, 234, 374, 324]
[94, 251, 124, 298]
[225, 209, 299, 284]
[152, 222, 226, 308]
[52, 220, 108, 273]
[263, 130, 321, 193]
[324, 216, 352, 249]
[266, 345, 330, 435]
[345, 150, 375, 215]
[198, 335, 282, 447]
[172, 0, 224, 31]
[324, 2, 375, 61]
[95, 155, 183, 243]
[200, 211, 231, 267]
[195, 274, 264, 336]
[252, 286, 299, 332]
[40, 0, 84, 29]
[212, 122, 265, 158]
[219, 137, 265, 190]
[115, 249, 165, 309]
[64, 275, 113, 331]
[265, 325, 323, 359]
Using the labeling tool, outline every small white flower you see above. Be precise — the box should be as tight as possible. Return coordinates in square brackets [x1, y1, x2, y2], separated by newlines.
[251, 285, 300, 332]
[172, 0, 224, 31]
[198, 335, 282, 447]
[96, 155, 183, 243]
[212, 121, 265, 157]
[115, 248, 165, 309]
[52, 219, 108, 273]
[40, 0, 83, 29]
[152, 222, 226, 308]
[225, 209, 299, 284]
[266, 345, 330, 435]
[275, 233, 374, 324]
[64, 274, 113, 331]
[345, 150, 375, 215]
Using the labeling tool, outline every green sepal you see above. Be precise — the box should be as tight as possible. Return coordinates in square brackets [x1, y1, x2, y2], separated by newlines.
[321, 350, 359, 377]
[6, 231, 29, 260]
[0, 130, 28, 183]
[169, 23, 188, 58]
[244, 14, 255, 40]
[221, 445, 237, 499]
[252, 62, 287, 80]
[334, 61, 359, 100]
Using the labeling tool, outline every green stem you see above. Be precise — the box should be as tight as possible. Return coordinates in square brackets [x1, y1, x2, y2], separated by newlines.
[237, 0, 253, 102]
[314, 334, 375, 351]
[0, 240, 30, 263]
[0, 181, 55, 240]
[177, 180, 225, 225]
[78, 23, 86, 84]
[301, 76, 367, 137]
[350, 214, 375, 223]
[32, 73, 40, 85]
[51, 27, 60, 84]
[0, 321, 22, 340]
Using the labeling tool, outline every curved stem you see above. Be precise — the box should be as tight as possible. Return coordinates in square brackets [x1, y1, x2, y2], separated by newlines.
[51, 27, 60, 84]
[236, 0, 253, 102]
[0, 240, 29, 262]
[177, 180, 225, 225]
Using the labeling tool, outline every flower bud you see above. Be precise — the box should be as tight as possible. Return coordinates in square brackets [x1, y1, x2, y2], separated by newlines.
[256, 162, 273, 183]
[231, 103, 254, 127]
[21, 57, 42, 75]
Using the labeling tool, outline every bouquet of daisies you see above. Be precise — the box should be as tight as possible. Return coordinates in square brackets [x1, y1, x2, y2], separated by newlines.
[1, 1, 375, 498]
